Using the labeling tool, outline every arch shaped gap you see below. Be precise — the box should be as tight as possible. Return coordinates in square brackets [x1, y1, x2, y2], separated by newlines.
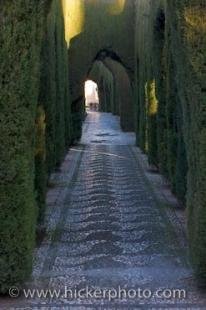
[84, 80, 99, 110]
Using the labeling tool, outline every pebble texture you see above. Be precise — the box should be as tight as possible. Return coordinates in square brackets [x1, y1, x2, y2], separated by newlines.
[4, 112, 206, 309]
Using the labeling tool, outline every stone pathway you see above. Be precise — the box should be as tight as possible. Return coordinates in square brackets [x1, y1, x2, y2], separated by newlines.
[2, 112, 206, 309]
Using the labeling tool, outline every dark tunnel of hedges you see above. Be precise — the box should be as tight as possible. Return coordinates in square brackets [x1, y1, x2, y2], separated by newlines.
[0, 0, 135, 292]
[88, 57, 134, 132]
[0, 0, 206, 292]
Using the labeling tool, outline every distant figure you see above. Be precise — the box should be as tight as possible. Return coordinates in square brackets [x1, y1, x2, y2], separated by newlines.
[85, 80, 99, 111]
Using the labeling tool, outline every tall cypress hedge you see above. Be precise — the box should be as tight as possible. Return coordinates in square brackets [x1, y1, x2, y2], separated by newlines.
[0, 0, 72, 292]
[36, 0, 72, 221]
[89, 60, 114, 113]
[168, 0, 206, 278]
[0, 1, 43, 292]
[135, 0, 206, 278]
[104, 57, 134, 131]
[134, 0, 187, 195]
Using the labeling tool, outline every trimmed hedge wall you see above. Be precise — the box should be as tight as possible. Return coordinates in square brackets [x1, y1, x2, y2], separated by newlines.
[135, 0, 206, 278]
[134, 0, 187, 197]
[89, 60, 114, 113]
[67, 0, 135, 135]
[36, 0, 72, 221]
[88, 58, 134, 132]
[0, 1, 43, 292]
[0, 0, 72, 292]
[168, 0, 206, 279]
[104, 57, 134, 131]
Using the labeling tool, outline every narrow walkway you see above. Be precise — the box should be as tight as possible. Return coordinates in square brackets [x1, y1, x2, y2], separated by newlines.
[5, 112, 206, 308]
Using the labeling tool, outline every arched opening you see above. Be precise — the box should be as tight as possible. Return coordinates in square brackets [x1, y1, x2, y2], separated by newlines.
[85, 50, 134, 131]
[84, 80, 99, 111]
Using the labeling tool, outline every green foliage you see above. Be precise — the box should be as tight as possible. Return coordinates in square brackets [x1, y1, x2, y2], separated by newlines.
[145, 80, 158, 165]
[36, 0, 72, 222]
[0, 0, 43, 292]
[172, 0, 206, 278]
[165, 49, 187, 201]
[153, 7, 168, 175]
[104, 58, 134, 131]
[88, 58, 134, 131]
[134, 0, 151, 151]
[135, 0, 206, 278]
[1, 0, 205, 292]
[54, 1, 67, 165]
[134, 0, 186, 189]
[68, 0, 135, 134]
[71, 98, 84, 142]
[35, 105, 47, 223]
[89, 60, 114, 113]
[39, 0, 72, 171]
[0, 0, 72, 292]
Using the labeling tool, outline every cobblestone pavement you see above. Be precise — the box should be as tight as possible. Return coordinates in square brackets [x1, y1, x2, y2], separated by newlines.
[3, 112, 206, 309]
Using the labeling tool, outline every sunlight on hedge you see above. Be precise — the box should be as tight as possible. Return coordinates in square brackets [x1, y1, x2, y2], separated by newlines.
[148, 80, 158, 116]
[184, 6, 206, 47]
[108, 0, 126, 15]
[62, 0, 85, 46]
[184, 6, 206, 31]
